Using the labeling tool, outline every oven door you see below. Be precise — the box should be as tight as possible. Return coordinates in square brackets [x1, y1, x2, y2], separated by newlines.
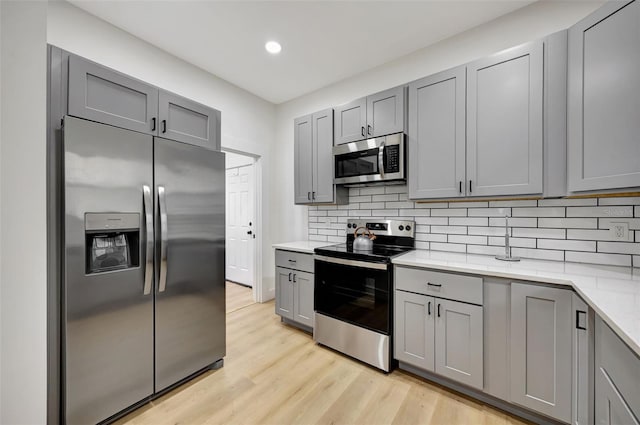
[314, 256, 391, 335]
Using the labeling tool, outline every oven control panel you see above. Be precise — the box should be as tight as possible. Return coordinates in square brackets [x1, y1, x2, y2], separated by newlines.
[346, 219, 415, 238]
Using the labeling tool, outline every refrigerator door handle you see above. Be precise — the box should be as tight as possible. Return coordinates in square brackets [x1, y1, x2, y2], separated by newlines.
[143, 185, 153, 295]
[158, 185, 168, 293]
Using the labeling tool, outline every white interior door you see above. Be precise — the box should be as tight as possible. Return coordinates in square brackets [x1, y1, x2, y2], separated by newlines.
[226, 164, 255, 287]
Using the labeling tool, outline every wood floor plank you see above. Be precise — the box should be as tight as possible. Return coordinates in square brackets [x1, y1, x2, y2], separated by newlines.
[117, 300, 532, 425]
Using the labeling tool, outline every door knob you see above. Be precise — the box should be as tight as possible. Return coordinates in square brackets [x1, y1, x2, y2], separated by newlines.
[247, 230, 253, 235]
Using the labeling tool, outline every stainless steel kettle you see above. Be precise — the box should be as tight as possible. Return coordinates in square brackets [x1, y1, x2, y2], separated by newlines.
[353, 227, 376, 251]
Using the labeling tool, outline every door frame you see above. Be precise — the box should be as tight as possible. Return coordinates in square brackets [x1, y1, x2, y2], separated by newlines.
[223, 148, 264, 303]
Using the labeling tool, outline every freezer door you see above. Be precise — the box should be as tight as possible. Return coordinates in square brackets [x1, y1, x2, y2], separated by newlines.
[63, 116, 154, 425]
[154, 138, 226, 391]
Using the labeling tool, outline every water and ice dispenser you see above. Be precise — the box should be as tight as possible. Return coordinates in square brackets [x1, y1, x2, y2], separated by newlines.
[85, 213, 140, 274]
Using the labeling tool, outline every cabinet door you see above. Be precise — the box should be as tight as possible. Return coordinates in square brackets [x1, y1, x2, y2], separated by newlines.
[293, 271, 314, 328]
[595, 367, 639, 425]
[510, 283, 572, 423]
[294, 115, 314, 204]
[334, 97, 367, 145]
[467, 41, 543, 196]
[158, 90, 219, 150]
[68, 55, 158, 135]
[312, 109, 335, 203]
[394, 290, 435, 372]
[568, 1, 640, 192]
[275, 267, 294, 320]
[367, 86, 405, 138]
[408, 67, 466, 199]
[573, 294, 594, 425]
[434, 299, 483, 390]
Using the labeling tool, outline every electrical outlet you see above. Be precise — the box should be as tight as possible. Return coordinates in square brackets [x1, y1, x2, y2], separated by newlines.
[610, 222, 629, 241]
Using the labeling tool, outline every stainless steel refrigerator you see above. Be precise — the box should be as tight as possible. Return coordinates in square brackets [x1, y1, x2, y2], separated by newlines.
[62, 116, 225, 424]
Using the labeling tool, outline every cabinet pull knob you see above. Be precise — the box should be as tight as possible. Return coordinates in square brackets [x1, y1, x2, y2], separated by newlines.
[151, 117, 156, 131]
[428, 301, 431, 316]
[308, 192, 311, 201]
[576, 310, 587, 330]
[161, 119, 167, 133]
[367, 125, 372, 136]
[312, 191, 315, 200]
[293, 274, 297, 283]
[288, 259, 297, 263]
[361, 126, 365, 137]
[288, 272, 292, 282]
[427, 282, 442, 288]
[469, 180, 472, 193]
[437, 303, 441, 318]
[459, 181, 462, 193]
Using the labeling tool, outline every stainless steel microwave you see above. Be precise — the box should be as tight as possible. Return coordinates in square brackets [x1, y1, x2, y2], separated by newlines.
[333, 133, 405, 185]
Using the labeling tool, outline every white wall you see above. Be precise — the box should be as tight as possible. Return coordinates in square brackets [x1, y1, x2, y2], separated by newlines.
[273, 0, 606, 248]
[47, 0, 277, 294]
[0, 1, 48, 423]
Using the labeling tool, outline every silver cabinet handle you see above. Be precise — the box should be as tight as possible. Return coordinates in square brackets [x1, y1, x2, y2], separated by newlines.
[378, 140, 385, 178]
[142, 185, 153, 295]
[158, 186, 168, 293]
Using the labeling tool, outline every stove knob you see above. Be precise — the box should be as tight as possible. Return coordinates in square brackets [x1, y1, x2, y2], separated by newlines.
[398, 225, 404, 231]
[405, 225, 412, 231]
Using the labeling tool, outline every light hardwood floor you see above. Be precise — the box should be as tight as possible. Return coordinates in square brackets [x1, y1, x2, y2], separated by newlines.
[226, 281, 255, 313]
[117, 300, 530, 425]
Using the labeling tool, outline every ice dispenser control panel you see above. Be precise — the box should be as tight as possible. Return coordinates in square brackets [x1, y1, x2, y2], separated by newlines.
[85, 213, 140, 274]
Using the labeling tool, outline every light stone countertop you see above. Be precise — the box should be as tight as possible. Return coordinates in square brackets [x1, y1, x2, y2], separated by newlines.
[272, 241, 337, 254]
[392, 249, 640, 357]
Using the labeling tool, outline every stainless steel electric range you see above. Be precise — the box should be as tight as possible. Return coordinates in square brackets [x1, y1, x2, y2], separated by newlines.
[313, 219, 415, 372]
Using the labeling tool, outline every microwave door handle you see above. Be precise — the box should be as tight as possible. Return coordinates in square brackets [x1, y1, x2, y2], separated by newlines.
[378, 141, 385, 178]
[158, 186, 168, 293]
[142, 185, 153, 295]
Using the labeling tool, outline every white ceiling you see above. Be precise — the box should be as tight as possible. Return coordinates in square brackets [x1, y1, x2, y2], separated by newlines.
[68, 0, 536, 104]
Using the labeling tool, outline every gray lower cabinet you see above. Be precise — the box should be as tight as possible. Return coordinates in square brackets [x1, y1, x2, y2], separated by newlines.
[334, 86, 405, 145]
[568, 0, 640, 192]
[158, 90, 220, 150]
[394, 267, 483, 390]
[595, 316, 640, 424]
[466, 40, 543, 197]
[510, 283, 572, 423]
[275, 250, 315, 329]
[68, 54, 158, 135]
[408, 66, 466, 199]
[294, 109, 347, 205]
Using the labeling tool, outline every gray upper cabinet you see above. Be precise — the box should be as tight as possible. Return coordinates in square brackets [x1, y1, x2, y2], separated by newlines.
[408, 66, 466, 199]
[568, 0, 640, 192]
[158, 91, 220, 150]
[294, 109, 347, 205]
[434, 299, 483, 390]
[294, 114, 314, 204]
[334, 98, 367, 145]
[68, 55, 158, 135]
[334, 86, 405, 145]
[394, 290, 435, 372]
[366, 86, 405, 138]
[467, 41, 543, 197]
[510, 283, 572, 423]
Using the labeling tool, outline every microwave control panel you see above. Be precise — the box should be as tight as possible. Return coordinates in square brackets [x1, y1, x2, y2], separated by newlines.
[385, 145, 400, 173]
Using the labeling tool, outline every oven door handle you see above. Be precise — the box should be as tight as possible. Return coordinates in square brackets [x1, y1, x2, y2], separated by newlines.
[378, 140, 385, 178]
[315, 255, 388, 271]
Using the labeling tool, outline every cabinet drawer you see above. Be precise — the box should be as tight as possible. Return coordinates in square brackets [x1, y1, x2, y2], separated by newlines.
[275, 249, 314, 273]
[395, 267, 482, 305]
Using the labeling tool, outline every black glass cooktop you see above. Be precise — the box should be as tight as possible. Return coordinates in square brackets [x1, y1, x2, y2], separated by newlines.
[314, 243, 414, 264]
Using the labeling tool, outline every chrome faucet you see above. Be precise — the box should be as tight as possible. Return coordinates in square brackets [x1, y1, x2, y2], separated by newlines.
[495, 212, 520, 262]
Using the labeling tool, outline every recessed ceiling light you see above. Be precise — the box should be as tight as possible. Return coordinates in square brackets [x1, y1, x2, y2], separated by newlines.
[265, 41, 282, 54]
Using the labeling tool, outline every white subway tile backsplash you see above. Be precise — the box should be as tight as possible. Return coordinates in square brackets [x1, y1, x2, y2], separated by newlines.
[511, 248, 565, 262]
[598, 197, 640, 206]
[567, 206, 633, 218]
[565, 251, 631, 267]
[449, 217, 489, 226]
[448, 235, 488, 245]
[538, 239, 596, 252]
[538, 198, 597, 207]
[488, 237, 536, 248]
[538, 218, 598, 229]
[431, 242, 466, 253]
[512, 207, 565, 217]
[431, 226, 467, 235]
[597, 242, 640, 255]
[308, 187, 640, 268]
[431, 208, 467, 217]
[512, 228, 565, 239]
